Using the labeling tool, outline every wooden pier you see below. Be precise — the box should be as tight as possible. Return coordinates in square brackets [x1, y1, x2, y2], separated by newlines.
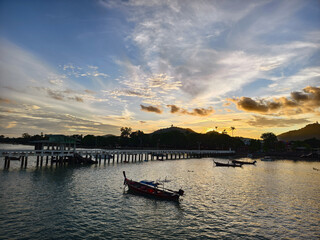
[0, 149, 235, 169]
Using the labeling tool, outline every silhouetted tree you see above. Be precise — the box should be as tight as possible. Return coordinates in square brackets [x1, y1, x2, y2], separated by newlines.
[231, 127, 235, 137]
[22, 133, 31, 139]
[249, 139, 261, 153]
[261, 132, 278, 152]
[130, 130, 145, 147]
[82, 135, 97, 147]
[120, 127, 132, 138]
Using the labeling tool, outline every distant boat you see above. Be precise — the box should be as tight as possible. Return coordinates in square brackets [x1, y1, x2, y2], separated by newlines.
[123, 171, 184, 201]
[232, 159, 256, 165]
[261, 156, 273, 161]
[214, 160, 243, 167]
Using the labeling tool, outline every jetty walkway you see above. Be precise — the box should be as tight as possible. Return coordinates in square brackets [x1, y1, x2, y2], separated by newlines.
[0, 149, 235, 169]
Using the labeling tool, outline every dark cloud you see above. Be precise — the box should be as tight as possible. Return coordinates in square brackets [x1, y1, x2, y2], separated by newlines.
[167, 105, 214, 116]
[140, 104, 163, 114]
[192, 107, 214, 116]
[229, 86, 320, 115]
[247, 115, 310, 127]
[167, 105, 180, 113]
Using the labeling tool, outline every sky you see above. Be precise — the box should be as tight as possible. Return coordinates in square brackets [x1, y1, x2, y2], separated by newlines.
[0, 0, 319, 139]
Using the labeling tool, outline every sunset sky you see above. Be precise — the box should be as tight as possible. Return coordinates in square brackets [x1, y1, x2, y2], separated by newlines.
[0, 0, 319, 139]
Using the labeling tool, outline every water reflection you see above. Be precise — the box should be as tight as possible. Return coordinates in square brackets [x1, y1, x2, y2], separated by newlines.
[1, 158, 320, 239]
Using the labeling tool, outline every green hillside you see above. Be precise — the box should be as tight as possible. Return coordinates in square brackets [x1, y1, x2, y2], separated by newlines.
[278, 122, 320, 141]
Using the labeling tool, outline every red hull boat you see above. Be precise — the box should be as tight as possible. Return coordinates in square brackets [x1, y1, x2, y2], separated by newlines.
[123, 171, 184, 201]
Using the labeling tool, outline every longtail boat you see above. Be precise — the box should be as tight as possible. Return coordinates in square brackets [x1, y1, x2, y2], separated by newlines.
[123, 171, 184, 201]
[232, 159, 256, 165]
[214, 161, 243, 167]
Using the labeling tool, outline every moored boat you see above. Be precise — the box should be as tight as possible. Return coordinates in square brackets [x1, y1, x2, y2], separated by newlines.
[261, 156, 273, 161]
[123, 171, 184, 201]
[232, 159, 256, 165]
[214, 161, 243, 167]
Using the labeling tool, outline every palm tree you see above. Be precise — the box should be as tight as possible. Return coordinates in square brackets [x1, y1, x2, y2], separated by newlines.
[231, 127, 235, 137]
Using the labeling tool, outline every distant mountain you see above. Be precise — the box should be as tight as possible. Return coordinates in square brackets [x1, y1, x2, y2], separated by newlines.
[151, 126, 196, 135]
[102, 134, 117, 138]
[278, 122, 320, 141]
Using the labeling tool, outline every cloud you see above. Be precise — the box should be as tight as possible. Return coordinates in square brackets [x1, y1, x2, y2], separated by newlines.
[167, 105, 214, 116]
[47, 89, 64, 101]
[229, 86, 320, 115]
[247, 115, 310, 127]
[110, 89, 153, 99]
[102, 0, 320, 106]
[140, 104, 163, 114]
[5, 121, 17, 129]
[147, 74, 182, 91]
[0, 98, 11, 104]
[62, 64, 109, 78]
[84, 89, 96, 94]
[0, 109, 120, 136]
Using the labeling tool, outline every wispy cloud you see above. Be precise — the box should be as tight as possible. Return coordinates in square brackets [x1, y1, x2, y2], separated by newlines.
[62, 64, 109, 78]
[247, 115, 310, 128]
[102, 0, 320, 105]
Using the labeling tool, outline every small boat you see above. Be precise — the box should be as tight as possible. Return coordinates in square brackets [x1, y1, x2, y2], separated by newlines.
[123, 171, 184, 201]
[232, 159, 256, 165]
[214, 161, 243, 167]
[261, 156, 273, 161]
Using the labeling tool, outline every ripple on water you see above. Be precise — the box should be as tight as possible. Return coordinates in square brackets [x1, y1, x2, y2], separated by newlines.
[0, 158, 320, 239]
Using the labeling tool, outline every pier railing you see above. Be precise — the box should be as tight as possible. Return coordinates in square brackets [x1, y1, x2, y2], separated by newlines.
[0, 149, 235, 169]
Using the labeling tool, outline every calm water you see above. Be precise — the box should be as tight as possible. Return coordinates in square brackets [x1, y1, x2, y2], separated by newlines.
[0, 145, 320, 239]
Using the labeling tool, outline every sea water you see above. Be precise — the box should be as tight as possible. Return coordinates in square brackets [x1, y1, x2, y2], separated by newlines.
[0, 145, 319, 239]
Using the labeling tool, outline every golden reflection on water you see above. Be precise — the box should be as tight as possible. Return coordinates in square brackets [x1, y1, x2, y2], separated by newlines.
[1, 156, 320, 239]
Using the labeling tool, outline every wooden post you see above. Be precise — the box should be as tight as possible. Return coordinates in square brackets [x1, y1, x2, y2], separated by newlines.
[36, 156, 39, 167]
[24, 157, 28, 168]
[21, 156, 25, 168]
[4, 157, 8, 169]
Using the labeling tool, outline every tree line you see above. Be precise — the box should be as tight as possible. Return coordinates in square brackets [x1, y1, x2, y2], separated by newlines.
[1, 128, 319, 153]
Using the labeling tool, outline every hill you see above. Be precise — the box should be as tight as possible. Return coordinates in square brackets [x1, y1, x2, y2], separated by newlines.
[151, 126, 196, 135]
[278, 122, 320, 141]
